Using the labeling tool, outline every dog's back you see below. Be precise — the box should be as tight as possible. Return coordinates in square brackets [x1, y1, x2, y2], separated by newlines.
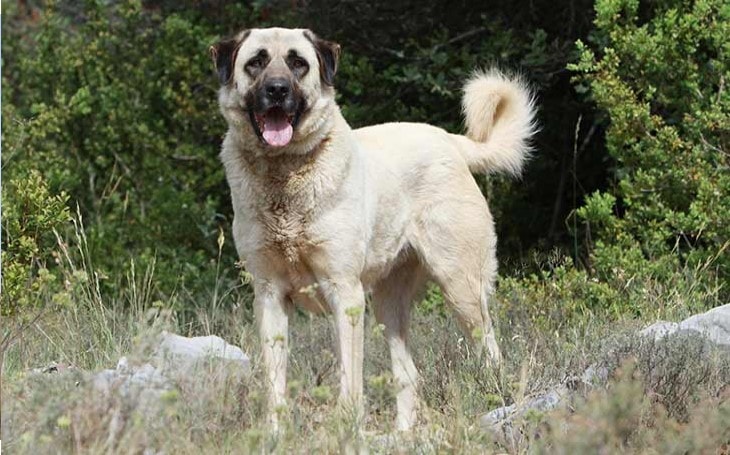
[355, 69, 537, 178]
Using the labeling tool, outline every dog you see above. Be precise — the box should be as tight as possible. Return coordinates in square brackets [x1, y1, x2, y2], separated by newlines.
[210, 27, 536, 431]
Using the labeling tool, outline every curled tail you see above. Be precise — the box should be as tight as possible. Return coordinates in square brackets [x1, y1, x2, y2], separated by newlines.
[455, 69, 538, 176]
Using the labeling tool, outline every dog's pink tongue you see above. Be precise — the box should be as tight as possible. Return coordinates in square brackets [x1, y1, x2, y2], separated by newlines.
[262, 111, 293, 147]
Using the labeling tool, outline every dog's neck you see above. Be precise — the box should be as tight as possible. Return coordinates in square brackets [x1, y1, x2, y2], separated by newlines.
[221, 105, 353, 218]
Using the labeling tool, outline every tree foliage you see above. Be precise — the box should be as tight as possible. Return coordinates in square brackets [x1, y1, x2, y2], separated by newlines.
[3, 1, 245, 300]
[2, 0, 727, 317]
[571, 0, 729, 299]
[1, 169, 69, 319]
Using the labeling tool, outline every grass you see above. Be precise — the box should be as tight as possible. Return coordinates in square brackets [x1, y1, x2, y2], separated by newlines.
[2, 230, 729, 453]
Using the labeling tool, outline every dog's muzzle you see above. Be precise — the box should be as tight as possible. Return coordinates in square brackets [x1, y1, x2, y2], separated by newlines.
[248, 77, 303, 148]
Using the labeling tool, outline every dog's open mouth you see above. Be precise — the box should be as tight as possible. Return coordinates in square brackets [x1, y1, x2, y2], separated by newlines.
[255, 107, 294, 147]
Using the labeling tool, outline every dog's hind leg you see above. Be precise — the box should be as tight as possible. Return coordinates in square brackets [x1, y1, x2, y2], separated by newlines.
[413, 199, 503, 366]
[372, 253, 426, 431]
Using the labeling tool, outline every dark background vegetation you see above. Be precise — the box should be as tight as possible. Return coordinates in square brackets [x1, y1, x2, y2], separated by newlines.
[174, 0, 610, 263]
[2, 0, 727, 319]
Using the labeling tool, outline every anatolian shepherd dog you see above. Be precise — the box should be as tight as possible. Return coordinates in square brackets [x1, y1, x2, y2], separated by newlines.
[210, 27, 536, 431]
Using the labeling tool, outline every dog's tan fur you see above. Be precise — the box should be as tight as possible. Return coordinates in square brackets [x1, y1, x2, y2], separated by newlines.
[211, 27, 537, 431]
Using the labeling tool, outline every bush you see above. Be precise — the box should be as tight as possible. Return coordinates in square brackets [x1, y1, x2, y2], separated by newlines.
[570, 0, 729, 305]
[2, 1, 241, 301]
[530, 358, 730, 453]
[1, 170, 70, 321]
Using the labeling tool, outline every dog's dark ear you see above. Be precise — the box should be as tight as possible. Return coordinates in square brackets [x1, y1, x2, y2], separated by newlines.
[209, 39, 239, 85]
[209, 31, 249, 85]
[305, 31, 341, 87]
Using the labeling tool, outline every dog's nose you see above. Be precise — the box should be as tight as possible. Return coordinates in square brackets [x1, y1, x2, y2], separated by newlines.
[265, 78, 290, 102]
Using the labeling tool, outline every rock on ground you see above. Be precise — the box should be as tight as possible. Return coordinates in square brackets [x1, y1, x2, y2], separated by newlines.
[480, 303, 730, 445]
[92, 331, 251, 397]
[30, 331, 251, 449]
[641, 304, 730, 346]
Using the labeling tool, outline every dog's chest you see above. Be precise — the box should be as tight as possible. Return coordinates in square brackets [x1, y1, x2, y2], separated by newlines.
[256, 155, 330, 262]
[260, 198, 312, 263]
[257, 218, 330, 314]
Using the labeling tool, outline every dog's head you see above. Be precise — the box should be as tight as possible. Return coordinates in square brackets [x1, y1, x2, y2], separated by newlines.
[210, 28, 341, 150]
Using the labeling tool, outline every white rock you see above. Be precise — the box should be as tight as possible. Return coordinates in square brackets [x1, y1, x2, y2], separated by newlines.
[640, 321, 680, 341]
[480, 386, 569, 445]
[154, 331, 251, 373]
[640, 304, 730, 346]
[480, 304, 730, 444]
[580, 364, 609, 386]
[89, 332, 251, 421]
[26, 331, 251, 452]
[481, 386, 568, 425]
[90, 356, 172, 447]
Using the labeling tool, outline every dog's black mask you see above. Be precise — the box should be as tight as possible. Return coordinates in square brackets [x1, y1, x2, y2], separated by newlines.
[245, 76, 306, 147]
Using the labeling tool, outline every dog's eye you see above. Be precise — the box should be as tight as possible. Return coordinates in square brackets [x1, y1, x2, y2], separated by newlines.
[245, 50, 270, 76]
[287, 56, 309, 78]
[247, 57, 265, 68]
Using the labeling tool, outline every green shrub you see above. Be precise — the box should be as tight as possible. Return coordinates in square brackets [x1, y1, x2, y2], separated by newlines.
[569, 0, 729, 305]
[4, 0, 725, 322]
[1, 170, 70, 321]
[2, 0, 243, 301]
[0, 165, 71, 371]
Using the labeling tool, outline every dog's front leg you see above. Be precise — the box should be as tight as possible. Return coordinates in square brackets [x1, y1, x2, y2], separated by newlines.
[253, 279, 289, 429]
[322, 279, 365, 413]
